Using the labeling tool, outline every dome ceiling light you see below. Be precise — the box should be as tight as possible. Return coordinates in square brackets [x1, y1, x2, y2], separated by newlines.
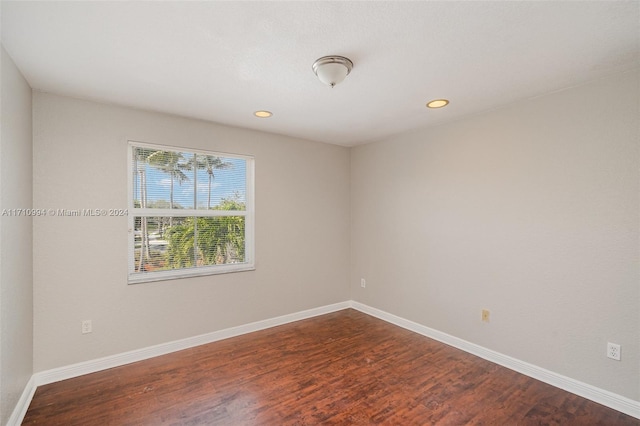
[312, 56, 354, 88]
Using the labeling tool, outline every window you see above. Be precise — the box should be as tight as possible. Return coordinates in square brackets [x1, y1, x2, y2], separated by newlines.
[128, 141, 254, 283]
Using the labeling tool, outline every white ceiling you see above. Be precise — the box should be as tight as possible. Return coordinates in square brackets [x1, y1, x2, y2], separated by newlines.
[2, 1, 639, 147]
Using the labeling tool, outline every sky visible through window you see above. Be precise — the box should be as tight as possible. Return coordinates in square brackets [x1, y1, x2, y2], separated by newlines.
[129, 145, 253, 279]
[134, 154, 246, 210]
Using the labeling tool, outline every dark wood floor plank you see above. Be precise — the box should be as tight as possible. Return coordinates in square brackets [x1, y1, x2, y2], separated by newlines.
[23, 309, 638, 425]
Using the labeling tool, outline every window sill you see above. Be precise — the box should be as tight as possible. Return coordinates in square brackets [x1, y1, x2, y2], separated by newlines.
[128, 263, 255, 284]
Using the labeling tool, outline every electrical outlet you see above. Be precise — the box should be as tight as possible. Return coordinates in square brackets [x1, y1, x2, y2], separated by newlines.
[361, 278, 366, 288]
[607, 342, 621, 361]
[481, 309, 490, 323]
[82, 320, 92, 334]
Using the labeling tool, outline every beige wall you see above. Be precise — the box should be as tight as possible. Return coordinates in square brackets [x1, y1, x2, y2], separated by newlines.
[22, 65, 640, 409]
[32, 93, 350, 372]
[351, 70, 640, 400]
[0, 46, 33, 424]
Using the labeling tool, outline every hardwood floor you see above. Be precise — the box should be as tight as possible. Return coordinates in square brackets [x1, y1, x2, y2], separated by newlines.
[23, 309, 638, 425]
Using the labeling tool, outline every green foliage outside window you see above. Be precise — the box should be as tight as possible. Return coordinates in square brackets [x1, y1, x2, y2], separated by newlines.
[130, 143, 252, 280]
[165, 198, 246, 269]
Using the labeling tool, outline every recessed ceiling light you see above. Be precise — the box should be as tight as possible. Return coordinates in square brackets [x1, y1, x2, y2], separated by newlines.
[426, 99, 449, 109]
[254, 110, 272, 118]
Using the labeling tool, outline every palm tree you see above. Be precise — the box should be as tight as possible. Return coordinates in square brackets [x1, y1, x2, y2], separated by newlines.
[193, 155, 232, 209]
[148, 151, 190, 227]
[133, 147, 154, 272]
[147, 151, 191, 210]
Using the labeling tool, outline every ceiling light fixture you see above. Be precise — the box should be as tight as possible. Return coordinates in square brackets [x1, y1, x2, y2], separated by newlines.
[254, 110, 272, 118]
[312, 56, 353, 88]
[426, 99, 449, 109]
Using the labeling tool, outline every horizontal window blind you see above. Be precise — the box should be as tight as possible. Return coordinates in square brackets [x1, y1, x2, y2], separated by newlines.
[128, 142, 254, 283]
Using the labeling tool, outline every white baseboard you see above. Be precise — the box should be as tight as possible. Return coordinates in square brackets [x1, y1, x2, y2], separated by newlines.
[350, 301, 640, 419]
[33, 301, 351, 387]
[10, 300, 639, 424]
[6, 376, 37, 426]
[10, 301, 349, 425]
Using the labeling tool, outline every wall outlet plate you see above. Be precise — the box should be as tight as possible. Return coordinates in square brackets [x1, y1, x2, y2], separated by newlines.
[607, 342, 621, 361]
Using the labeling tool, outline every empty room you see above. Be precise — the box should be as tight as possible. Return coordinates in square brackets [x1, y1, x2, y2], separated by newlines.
[1, 1, 639, 424]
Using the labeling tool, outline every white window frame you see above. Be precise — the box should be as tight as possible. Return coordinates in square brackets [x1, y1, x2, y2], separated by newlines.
[127, 140, 255, 284]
